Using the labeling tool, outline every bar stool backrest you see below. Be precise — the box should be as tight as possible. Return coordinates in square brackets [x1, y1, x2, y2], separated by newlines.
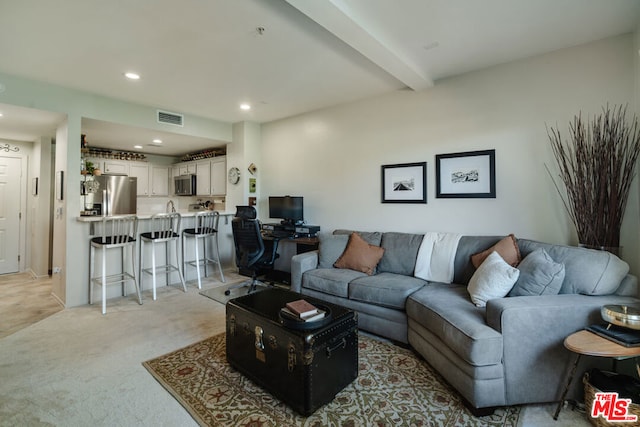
[194, 211, 220, 235]
[149, 212, 181, 239]
[96, 215, 138, 246]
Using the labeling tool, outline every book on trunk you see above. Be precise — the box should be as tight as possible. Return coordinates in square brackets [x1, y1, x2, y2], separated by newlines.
[281, 307, 325, 322]
[286, 299, 318, 318]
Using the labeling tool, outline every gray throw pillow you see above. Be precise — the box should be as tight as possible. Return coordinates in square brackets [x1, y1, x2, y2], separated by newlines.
[318, 233, 349, 268]
[509, 248, 565, 297]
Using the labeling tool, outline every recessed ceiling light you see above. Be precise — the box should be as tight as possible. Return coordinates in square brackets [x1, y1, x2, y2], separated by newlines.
[125, 72, 141, 80]
[240, 103, 251, 111]
[152, 139, 162, 144]
[134, 145, 143, 149]
[0, 112, 3, 117]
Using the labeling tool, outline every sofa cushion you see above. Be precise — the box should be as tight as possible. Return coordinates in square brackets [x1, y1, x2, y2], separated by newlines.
[333, 229, 382, 246]
[471, 234, 521, 268]
[334, 232, 385, 275]
[317, 232, 349, 268]
[377, 232, 424, 276]
[467, 251, 520, 307]
[302, 268, 367, 298]
[453, 236, 507, 285]
[517, 239, 630, 295]
[509, 248, 565, 296]
[349, 272, 426, 310]
[407, 284, 503, 367]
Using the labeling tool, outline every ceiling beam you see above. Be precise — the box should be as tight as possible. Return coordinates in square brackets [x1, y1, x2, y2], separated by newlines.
[285, 0, 433, 91]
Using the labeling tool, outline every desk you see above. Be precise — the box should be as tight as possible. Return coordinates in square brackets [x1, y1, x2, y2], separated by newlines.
[554, 330, 640, 420]
[260, 234, 319, 285]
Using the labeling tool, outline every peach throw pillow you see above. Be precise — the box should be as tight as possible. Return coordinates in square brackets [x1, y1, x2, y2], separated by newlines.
[471, 234, 521, 268]
[334, 232, 385, 275]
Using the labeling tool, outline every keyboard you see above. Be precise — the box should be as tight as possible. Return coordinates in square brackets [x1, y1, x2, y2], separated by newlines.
[263, 230, 296, 239]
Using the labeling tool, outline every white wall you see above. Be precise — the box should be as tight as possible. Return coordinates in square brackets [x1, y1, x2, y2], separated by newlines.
[261, 34, 640, 275]
[29, 136, 53, 277]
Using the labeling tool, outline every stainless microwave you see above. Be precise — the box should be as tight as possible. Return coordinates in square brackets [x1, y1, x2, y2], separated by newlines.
[174, 174, 196, 196]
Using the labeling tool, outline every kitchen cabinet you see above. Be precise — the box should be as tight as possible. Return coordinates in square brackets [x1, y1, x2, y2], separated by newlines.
[104, 160, 129, 174]
[129, 163, 170, 197]
[195, 160, 211, 196]
[171, 156, 226, 196]
[210, 157, 226, 195]
[178, 162, 196, 175]
[151, 166, 170, 196]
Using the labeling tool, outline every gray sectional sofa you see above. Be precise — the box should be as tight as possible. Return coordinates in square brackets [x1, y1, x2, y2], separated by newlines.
[290, 230, 639, 411]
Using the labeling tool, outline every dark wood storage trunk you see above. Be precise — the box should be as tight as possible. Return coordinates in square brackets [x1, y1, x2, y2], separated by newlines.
[226, 288, 358, 416]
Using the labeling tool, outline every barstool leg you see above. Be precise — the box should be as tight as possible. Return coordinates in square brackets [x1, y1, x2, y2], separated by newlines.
[165, 241, 170, 288]
[176, 237, 187, 292]
[101, 246, 107, 315]
[194, 236, 202, 289]
[138, 239, 144, 295]
[151, 240, 157, 300]
[213, 233, 225, 283]
[121, 247, 126, 297]
[132, 243, 142, 305]
[89, 244, 94, 305]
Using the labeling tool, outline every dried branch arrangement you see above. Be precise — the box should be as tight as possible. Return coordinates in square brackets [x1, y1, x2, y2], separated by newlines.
[547, 105, 640, 250]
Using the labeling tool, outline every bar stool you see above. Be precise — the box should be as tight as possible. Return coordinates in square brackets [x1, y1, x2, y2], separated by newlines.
[182, 211, 225, 289]
[89, 215, 142, 314]
[139, 212, 187, 300]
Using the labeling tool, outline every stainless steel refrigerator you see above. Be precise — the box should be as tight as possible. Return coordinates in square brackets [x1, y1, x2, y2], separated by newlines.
[94, 174, 137, 215]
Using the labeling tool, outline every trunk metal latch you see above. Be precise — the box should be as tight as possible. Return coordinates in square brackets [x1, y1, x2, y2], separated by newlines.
[254, 326, 266, 363]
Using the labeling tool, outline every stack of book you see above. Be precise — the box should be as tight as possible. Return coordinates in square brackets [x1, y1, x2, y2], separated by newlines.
[281, 299, 326, 323]
[587, 323, 640, 347]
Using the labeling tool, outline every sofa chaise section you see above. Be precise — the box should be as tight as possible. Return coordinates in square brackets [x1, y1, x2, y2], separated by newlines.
[291, 230, 639, 410]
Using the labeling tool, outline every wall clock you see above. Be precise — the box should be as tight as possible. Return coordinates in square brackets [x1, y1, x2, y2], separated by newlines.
[228, 167, 241, 184]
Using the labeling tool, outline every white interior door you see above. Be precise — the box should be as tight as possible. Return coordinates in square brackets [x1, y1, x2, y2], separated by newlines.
[0, 157, 21, 274]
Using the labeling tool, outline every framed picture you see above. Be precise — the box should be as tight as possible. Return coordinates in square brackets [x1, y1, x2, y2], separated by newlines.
[381, 162, 427, 203]
[55, 171, 64, 201]
[436, 149, 495, 198]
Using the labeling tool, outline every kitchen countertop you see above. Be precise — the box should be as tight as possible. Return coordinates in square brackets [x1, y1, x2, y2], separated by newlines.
[77, 210, 236, 222]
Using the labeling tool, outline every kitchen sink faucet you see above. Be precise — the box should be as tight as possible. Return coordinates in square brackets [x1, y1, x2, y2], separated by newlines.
[167, 200, 176, 213]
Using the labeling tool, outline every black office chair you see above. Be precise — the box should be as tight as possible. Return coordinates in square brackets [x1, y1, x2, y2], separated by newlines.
[225, 206, 279, 295]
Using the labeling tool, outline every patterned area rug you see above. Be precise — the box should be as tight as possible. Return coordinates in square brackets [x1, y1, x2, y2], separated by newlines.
[143, 333, 520, 427]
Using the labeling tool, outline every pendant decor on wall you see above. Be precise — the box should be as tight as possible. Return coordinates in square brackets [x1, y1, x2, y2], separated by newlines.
[0, 143, 19, 153]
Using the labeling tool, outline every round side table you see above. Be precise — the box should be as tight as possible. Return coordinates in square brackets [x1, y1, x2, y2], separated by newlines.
[553, 329, 640, 420]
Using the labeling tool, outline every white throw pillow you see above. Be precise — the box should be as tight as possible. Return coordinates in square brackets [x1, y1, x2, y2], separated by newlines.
[467, 251, 520, 307]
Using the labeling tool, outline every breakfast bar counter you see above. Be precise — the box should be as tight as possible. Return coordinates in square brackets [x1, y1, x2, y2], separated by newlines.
[76, 210, 236, 296]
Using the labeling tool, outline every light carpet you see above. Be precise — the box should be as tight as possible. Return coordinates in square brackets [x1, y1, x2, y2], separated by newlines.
[143, 332, 520, 427]
[0, 275, 589, 426]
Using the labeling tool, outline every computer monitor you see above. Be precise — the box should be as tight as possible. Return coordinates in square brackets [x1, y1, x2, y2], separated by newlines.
[268, 196, 304, 225]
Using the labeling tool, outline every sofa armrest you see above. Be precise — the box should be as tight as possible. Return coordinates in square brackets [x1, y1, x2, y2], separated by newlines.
[290, 250, 319, 293]
[485, 294, 640, 404]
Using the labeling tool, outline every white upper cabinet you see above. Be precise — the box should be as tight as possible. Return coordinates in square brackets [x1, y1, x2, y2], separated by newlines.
[129, 163, 170, 197]
[129, 163, 149, 196]
[210, 157, 226, 196]
[195, 160, 211, 196]
[104, 160, 129, 174]
[151, 166, 169, 196]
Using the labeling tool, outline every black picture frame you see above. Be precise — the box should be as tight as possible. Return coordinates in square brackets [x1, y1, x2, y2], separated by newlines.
[381, 162, 427, 203]
[435, 149, 495, 198]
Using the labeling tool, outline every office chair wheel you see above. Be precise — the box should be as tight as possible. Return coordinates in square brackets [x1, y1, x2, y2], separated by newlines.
[224, 289, 231, 296]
